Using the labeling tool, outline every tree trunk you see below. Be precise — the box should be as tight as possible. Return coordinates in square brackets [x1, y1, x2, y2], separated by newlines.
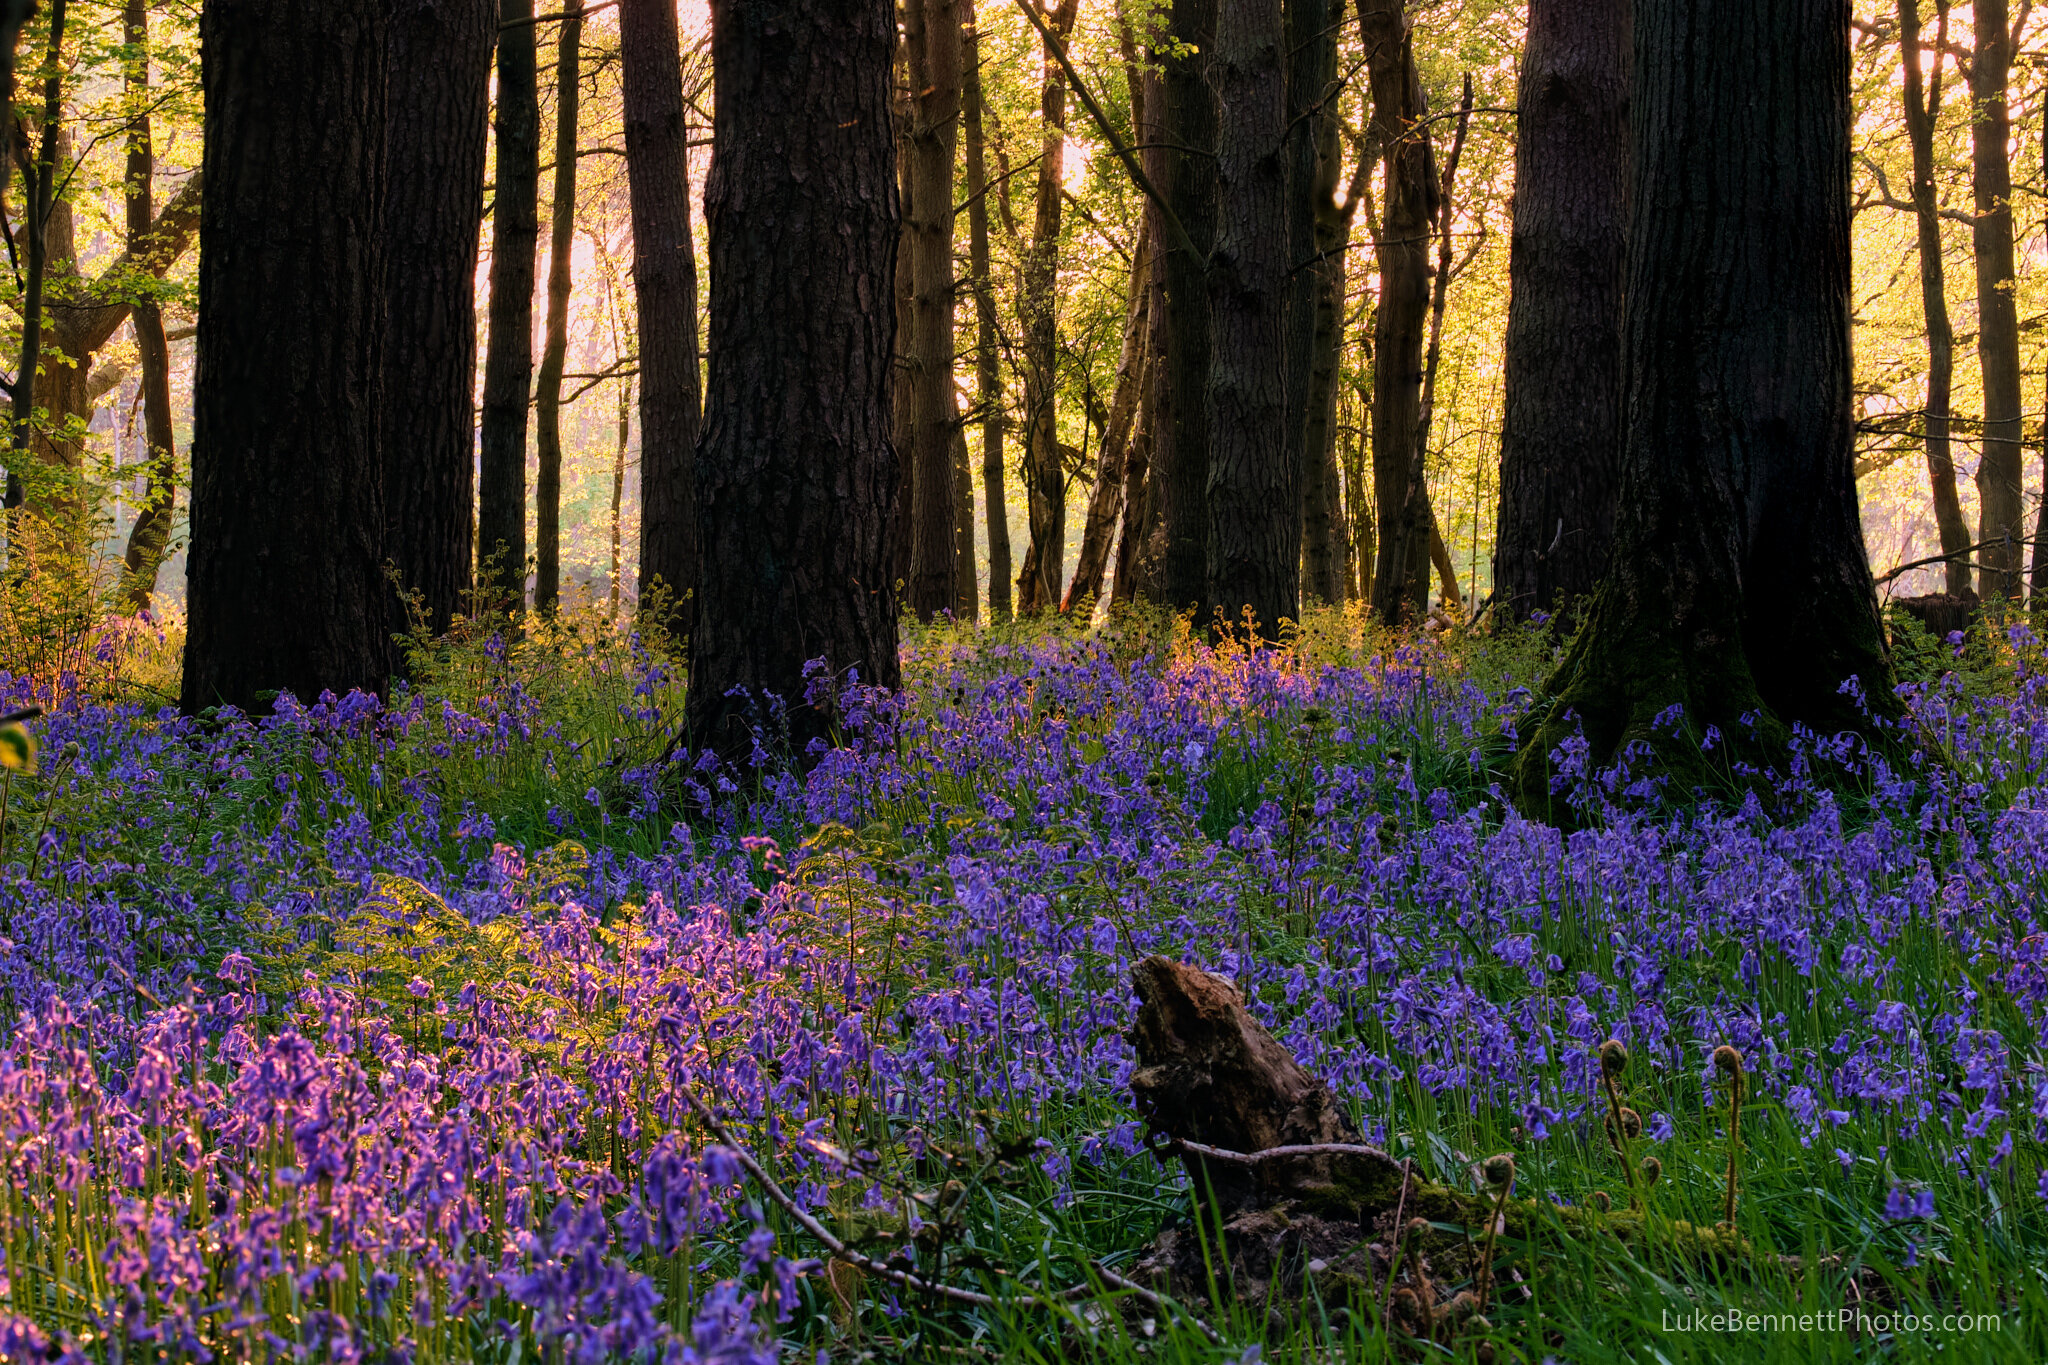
[1015, 0, 1079, 615]
[8, 0, 67, 522]
[620, 0, 704, 642]
[1361, 2, 1437, 627]
[1412, 79, 1473, 613]
[1156, 0, 1216, 616]
[952, 423, 978, 615]
[690, 0, 902, 759]
[1971, 0, 2024, 602]
[1279, 0, 1331, 609]
[1492, 0, 1629, 624]
[1064, 224, 1152, 615]
[904, 0, 964, 619]
[1206, 0, 1294, 639]
[890, 15, 915, 597]
[183, 0, 393, 711]
[1511, 0, 1894, 802]
[1114, 56, 1170, 604]
[379, 0, 493, 636]
[962, 0, 1010, 619]
[533, 1, 582, 613]
[1298, 108, 1348, 607]
[119, 0, 181, 612]
[479, 0, 541, 610]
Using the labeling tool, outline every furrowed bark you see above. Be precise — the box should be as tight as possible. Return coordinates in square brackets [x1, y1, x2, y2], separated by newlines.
[1157, 0, 1217, 618]
[1970, 0, 2024, 601]
[904, 0, 964, 619]
[534, 0, 582, 613]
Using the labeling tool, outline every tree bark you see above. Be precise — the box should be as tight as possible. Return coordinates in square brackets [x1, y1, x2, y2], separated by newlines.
[1970, 0, 2024, 602]
[8, 0, 67, 521]
[183, 0, 393, 710]
[1511, 0, 1894, 803]
[1114, 54, 1169, 604]
[1064, 223, 1152, 615]
[533, 1, 582, 612]
[1156, 0, 1216, 616]
[1014, 0, 1079, 615]
[962, 0, 1010, 619]
[479, 0, 541, 610]
[379, 0, 493, 636]
[1360, 1, 1437, 627]
[620, 0, 704, 642]
[1298, 108, 1349, 607]
[1206, 0, 1294, 638]
[952, 422, 978, 615]
[690, 0, 902, 759]
[903, 0, 963, 619]
[1280, 0, 1331, 609]
[1492, 0, 1629, 624]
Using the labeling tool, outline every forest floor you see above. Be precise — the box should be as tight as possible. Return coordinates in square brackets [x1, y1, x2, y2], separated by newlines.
[0, 604, 2043, 1363]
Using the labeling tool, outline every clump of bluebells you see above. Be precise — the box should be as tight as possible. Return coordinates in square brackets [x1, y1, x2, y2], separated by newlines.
[0, 609, 2045, 1359]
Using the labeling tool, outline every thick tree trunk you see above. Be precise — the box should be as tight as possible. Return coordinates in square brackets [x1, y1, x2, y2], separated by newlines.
[903, 0, 963, 619]
[962, 0, 1010, 619]
[1156, 0, 1216, 616]
[1064, 224, 1152, 615]
[479, 0, 541, 609]
[379, 0, 492, 636]
[534, 2, 582, 613]
[1361, 2, 1437, 627]
[1015, 0, 1079, 615]
[690, 0, 902, 759]
[1206, 0, 1294, 638]
[620, 0, 704, 641]
[1492, 0, 1629, 624]
[1511, 0, 1894, 802]
[1971, 0, 2024, 602]
[183, 0, 393, 710]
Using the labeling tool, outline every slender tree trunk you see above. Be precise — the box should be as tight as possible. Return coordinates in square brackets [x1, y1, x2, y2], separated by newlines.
[1511, 0, 1893, 802]
[952, 424, 978, 614]
[1115, 54, 1169, 603]
[1361, 2, 1437, 627]
[479, 0, 541, 609]
[1972, 0, 2024, 602]
[620, 0, 704, 641]
[690, 0, 902, 759]
[1015, 0, 1079, 614]
[533, 1, 582, 612]
[1493, 0, 1629, 624]
[2037, 52, 2048, 604]
[1157, 0, 1216, 615]
[890, 13, 915, 596]
[183, 0, 393, 710]
[119, 0, 179, 613]
[962, 0, 1010, 619]
[1299, 104, 1348, 607]
[8, 0, 65, 518]
[1280, 0, 1330, 608]
[379, 0, 493, 636]
[904, 0, 964, 618]
[1412, 78, 1473, 613]
[1064, 223, 1152, 614]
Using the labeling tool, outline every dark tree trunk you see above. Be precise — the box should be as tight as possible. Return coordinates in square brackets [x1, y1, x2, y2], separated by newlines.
[534, 1, 581, 612]
[1015, 0, 1079, 615]
[1205, 0, 1294, 638]
[8, 0, 66, 521]
[1492, 0, 1629, 624]
[1298, 106, 1349, 607]
[690, 0, 902, 758]
[962, 0, 1010, 619]
[1064, 223, 1152, 615]
[1511, 0, 1894, 802]
[620, 0, 704, 641]
[183, 0, 393, 711]
[1360, 1, 1437, 627]
[1971, 0, 2024, 602]
[1114, 58, 1170, 604]
[479, 0, 540, 609]
[903, 0, 963, 619]
[380, 0, 492, 636]
[951, 423, 978, 615]
[1156, 0, 1216, 616]
[2038, 57, 2048, 604]
[119, 0, 179, 613]
[1278, 0, 1329, 610]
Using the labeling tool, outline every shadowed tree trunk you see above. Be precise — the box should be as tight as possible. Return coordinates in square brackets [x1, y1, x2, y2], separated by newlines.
[118, 0, 180, 612]
[1361, 0, 1437, 627]
[479, 0, 541, 610]
[689, 0, 902, 759]
[1114, 55, 1169, 604]
[379, 0, 492, 636]
[1281, 0, 1332, 609]
[903, 0, 963, 619]
[1971, 0, 2024, 602]
[1064, 223, 1152, 615]
[183, 0, 393, 710]
[534, 1, 582, 612]
[8, 0, 67, 520]
[1206, 0, 1294, 638]
[952, 424, 977, 614]
[621, 0, 704, 642]
[1511, 0, 1894, 804]
[1015, 0, 1079, 614]
[1157, 0, 1216, 616]
[962, 0, 1010, 619]
[1298, 107, 1350, 608]
[1492, 0, 1629, 624]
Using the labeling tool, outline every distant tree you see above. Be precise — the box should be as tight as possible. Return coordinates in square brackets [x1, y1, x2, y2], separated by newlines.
[1491, 0, 1630, 625]
[1064, 222, 1152, 615]
[380, 0, 493, 635]
[619, 0, 704, 641]
[1512, 0, 1893, 801]
[961, 0, 1010, 618]
[533, 0, 582, 612]
[688, 0, 901, 758]
[902, 0, 963, 620]
[479, 0, 540, 609]
[183, 0, 392, 710]
[1970, 0, 2024, 601]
